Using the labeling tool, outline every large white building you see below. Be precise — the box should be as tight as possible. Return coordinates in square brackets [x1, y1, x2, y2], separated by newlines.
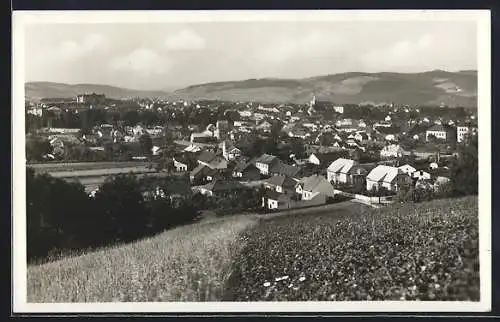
[426, 124, 456, 142]
[457, 126, 477, 143]
[333, 106, 344, 114]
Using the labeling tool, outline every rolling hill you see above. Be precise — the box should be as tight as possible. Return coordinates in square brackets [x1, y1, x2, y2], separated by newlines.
[25, 70, 477, 107]
[24, 82, 176, 102]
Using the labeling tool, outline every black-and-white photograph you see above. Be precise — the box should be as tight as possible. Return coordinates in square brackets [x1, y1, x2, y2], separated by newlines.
[12, 10, 491, 313]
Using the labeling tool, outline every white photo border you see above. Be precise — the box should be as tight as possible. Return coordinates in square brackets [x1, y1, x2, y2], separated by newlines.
[12, 9, 492, 313]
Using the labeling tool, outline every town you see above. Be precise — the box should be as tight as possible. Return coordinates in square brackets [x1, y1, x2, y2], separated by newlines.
[20, 12, 485, 306]
[26, 91, 478, 210]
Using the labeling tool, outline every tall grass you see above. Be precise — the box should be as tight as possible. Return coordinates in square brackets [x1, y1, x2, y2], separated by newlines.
[27, 215, 260, 302]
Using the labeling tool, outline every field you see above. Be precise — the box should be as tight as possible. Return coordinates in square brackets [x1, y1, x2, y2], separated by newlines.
[28, 161, 151, 174]
[27, 215, 260, 302]
[226, 196, 479, 301]
[27, 197, 479, 302]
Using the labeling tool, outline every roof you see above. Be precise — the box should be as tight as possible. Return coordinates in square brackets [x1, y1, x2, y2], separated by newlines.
[298, 175, 335, 196]
[255, 154, 277, 164]
[427, 124, 451, 132]
[314, 152, 347, 165]
[263, 189, 289, 201]
[366, 165, 404, 183]
[350, 165, 368, 176]
[398, 164, 416, 172]
[270, 161, 300, 178]
[197, 150, 217, 163]
[265, 175, 298, 189]
[190, 164, 207, 177]
[327, 158, 356, 174]
[202, 179, 245, 192]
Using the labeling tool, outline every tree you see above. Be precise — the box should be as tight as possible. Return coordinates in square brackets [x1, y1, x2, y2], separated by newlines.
[139, 133, 153, 158]
[26, 137, 52, 161]
[93, 174, 149, 243]
[450, 135, 478, 196]
[26, 168, 93, 261]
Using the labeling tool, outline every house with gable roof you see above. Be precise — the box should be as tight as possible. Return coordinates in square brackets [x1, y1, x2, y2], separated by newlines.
[295, 174, 336, 201]
[326, 158, 367, 186]
[232, 158, 261, 181]
[263, 175, 298, 194]
[255, 154, 279, 175]
[366, 165, 412, 192]
[398, 164, 417, 176]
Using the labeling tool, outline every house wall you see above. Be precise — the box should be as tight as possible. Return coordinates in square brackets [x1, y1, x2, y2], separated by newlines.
[268, 199, 279, 209]
[327, 171, 336, 183]
[366, 179, 380, 191]
[338, 173, 349, 184]
[381, 181, 396, 191]
[256, 162, 269, 175]
[308, 155, 320, 165]
[352, 175, 365, 186]
[174, 160, 187, 172]
[302, 190, 317, 200]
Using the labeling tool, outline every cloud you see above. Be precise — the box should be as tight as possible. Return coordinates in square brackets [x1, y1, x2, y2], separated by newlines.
[49, 33, 106, 61]
[360, 34, 439, 71]
[255, 31, 344, 63]
[164, 29, 206, 50]
[109, 48, 172, 75]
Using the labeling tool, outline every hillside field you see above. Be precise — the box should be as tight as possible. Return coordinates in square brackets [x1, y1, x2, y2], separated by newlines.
[27, 196, 479, 302]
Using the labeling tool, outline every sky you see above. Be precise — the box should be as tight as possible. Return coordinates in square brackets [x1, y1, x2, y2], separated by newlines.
[24, 20, 478, 91]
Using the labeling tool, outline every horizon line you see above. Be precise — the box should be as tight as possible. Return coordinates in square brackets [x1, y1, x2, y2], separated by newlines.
[24, 68, 478, 93]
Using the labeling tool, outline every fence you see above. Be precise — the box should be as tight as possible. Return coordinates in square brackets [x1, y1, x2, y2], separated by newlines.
[334, 189, 394, 205]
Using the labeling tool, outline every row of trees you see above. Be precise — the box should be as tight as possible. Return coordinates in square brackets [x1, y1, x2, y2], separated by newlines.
[27, 169, 201, 262]
[27, 168, 266, 263]
[25, 132, 157, 163]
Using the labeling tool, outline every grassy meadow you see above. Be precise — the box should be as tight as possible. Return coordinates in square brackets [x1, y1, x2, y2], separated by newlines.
[27, 214, 260, 302]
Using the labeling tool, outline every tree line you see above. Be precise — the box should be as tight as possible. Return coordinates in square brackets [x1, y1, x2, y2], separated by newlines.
[26, 168, 262, 263]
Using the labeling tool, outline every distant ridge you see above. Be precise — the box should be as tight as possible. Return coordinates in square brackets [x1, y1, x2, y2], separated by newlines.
[26, 70, 477, 107]
[25, 82, 176, 102]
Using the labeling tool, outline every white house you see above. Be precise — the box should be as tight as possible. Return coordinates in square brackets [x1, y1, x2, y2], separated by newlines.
[385, 134, 397, 142]
[238, 110, 252, 118]
[413, 170, 431, 181]
[173, 158, 188, 172]
[333, 106, 344, 114]
[151, 146, 162, 156]
[426, 124, 455, 141]
[295, 175, 336, 201]
[27, 107, 43, 117]
[326, 158, 366, 185]
[398, 164, 416, 176]
[457, 126, 477, 143]
[380, 144, 404, 159]
[221, 140, 241, 161]
[255, 154, 279, 175]
[366, 165, 411, 192]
